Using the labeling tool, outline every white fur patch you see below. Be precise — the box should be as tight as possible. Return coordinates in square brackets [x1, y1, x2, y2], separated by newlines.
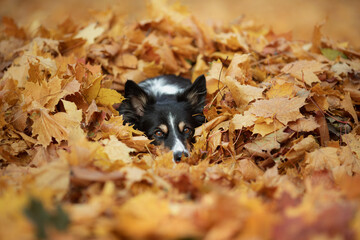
[168, 114, 189, 155]
[140, 77, 182, 96]
[172, 138, 188, 154]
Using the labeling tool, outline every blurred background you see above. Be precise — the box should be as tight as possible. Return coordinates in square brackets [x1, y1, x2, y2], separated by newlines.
[1, 0, 359, 48]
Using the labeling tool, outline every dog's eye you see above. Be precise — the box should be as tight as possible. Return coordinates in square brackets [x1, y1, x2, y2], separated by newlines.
[183, 127, 192, 134]
[154, 130, 164, 137]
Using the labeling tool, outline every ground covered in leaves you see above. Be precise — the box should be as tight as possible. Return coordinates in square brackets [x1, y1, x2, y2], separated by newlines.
[1, 0, 360, 239]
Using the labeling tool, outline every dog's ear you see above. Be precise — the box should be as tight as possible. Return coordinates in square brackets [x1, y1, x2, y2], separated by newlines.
[178, 74, 207, 111]
[124, 80, 150, 116]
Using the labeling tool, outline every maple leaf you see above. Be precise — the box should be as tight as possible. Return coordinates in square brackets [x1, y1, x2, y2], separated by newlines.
[205, 59, 225, 94]
[266, 82, 296, 99]
[83, 74, 103, 103]
[23, 76, 80, 112]
[95, 88, 124, 114]
[115, 53, 138, 69]
[304, 147, 341, 175]
[238, 159, 264, 181]
[249, 97, 306, 125]
[2, 16, 26, 39]
[224, 76, 265, 108]
[226, 53, 251, 82]
[341, 92, 358, 124]
[31, 101, 82, 146]
[342, 132, 360, 160]
[281, 60, 327, 85]
[138, 60, 163, 78]
[253, 119, 285, 136]
[331, 62, 352, 78]
[192, 54, 209, 82]
[155, 43, 179, 73]
[338, 146, 360, 176]
[31, 109, 69, 146]
[288, 116, 320, 132]
[101, 135, 135, 164]
[283, 135, 319, 165]
[215, 32, 249, 52]
[75, 23, 105, 45]
[231, 111, 257, 130]
[3, 54, 57, 88]
[244, 128, 291, 157]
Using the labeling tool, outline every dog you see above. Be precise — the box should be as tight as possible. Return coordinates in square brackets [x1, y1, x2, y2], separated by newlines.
[118, 75, 207, 162]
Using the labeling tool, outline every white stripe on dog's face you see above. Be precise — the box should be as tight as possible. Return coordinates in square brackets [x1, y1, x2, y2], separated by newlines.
[168, 113, 188, 155]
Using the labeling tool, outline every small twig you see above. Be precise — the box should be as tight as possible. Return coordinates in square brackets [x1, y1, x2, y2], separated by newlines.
[217, 56, 228, 99]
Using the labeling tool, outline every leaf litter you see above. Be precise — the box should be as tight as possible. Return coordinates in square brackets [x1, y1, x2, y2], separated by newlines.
[1, 0, 360, 239]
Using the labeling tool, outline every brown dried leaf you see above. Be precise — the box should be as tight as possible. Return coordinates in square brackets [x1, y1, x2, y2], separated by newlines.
[249, 97, 306, 125]
[281, 60, 327, 85]
[224, 76, 265, 108]
[245, 128, 291, 157]
[304, 147, 340, 174]
[341, 92, 358, 124]
[288, 116, 320, 132]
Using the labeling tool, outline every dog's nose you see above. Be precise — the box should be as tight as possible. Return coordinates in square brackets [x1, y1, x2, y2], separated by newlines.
[174, 151, 189, 163]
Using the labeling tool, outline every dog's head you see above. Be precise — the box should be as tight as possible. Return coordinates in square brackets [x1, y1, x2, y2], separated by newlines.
[122, 75, 207, 162]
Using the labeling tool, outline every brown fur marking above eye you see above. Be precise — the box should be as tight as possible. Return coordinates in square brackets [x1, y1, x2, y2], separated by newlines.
[178, 121, 185, 132]
[158, 124, 168, 134]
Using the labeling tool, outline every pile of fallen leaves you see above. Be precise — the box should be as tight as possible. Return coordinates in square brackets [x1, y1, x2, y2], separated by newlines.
[1, 0, 360, 239]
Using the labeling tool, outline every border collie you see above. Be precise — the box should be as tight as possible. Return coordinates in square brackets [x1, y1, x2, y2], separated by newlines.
[118, 75, 207, 162]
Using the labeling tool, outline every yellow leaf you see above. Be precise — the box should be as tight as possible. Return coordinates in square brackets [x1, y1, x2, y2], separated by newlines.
[192, 54, 209, 82]
[83, 74, 103, 103]
[253, 119, 284, 136]
[62, 100, 82, 123]
[31, 101, 82, 146]
[154, 151, 174, 169]
[115, 192, 170, 239]
[214, 32, 249, 52]
[138, 60, 162, 78]
[266, 82, 296, 99]
[95, 88, 124, 113]
[224, 76, 265, 108]
[31, 109, 68, 146]
[101, 135, 134, 164]
[205, 59, 224, 94]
